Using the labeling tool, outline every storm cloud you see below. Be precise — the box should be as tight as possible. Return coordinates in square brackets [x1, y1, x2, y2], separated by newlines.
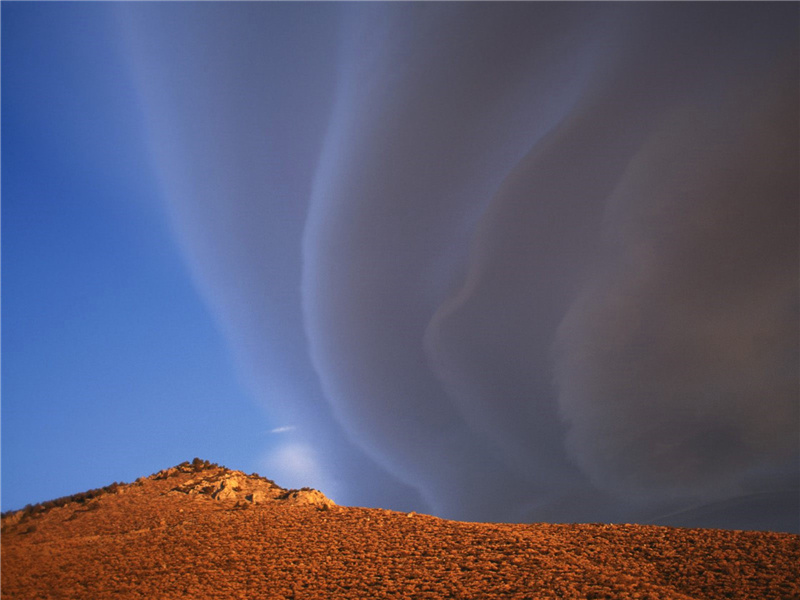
[121, 3, 798, 530]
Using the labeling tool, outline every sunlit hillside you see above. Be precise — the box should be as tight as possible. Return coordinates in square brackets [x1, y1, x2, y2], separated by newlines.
[2, 460, 798, 599]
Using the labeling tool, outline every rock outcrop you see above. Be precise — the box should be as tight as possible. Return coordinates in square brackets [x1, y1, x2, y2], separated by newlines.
[170, 469, 282, 504]
[167, 462, 335, 509]
[278, 488, 336, 510]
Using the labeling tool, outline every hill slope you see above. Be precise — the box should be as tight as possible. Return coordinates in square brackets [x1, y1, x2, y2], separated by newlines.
[2, 461, 798, 599]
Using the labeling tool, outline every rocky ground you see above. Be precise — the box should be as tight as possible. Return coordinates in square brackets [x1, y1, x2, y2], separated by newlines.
[2, 461, 798, 599]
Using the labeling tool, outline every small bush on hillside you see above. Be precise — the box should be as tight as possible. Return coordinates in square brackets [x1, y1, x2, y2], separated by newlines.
[6, 480, 125, 522]
[189, 458, 219, 472]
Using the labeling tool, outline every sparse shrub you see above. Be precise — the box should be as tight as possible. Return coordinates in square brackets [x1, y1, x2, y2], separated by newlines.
[188, 458, 220, 472]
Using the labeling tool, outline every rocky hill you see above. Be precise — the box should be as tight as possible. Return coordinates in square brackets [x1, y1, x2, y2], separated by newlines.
[2, 460, 798, 599]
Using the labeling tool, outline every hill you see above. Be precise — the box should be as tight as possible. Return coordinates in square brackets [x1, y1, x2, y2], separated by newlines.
[2, 460, 798, 599]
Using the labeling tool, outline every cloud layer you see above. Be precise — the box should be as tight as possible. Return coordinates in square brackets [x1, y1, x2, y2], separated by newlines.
[121, 3, 798, 530]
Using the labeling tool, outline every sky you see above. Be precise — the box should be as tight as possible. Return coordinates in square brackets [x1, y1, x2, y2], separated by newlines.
[2, 2, 798, 533]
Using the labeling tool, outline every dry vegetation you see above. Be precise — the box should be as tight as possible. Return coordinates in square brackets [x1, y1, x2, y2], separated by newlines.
[2, 460, 798, 599]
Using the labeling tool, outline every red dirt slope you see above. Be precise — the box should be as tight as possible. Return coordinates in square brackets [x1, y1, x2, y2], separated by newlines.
[2, 461, 798, 599]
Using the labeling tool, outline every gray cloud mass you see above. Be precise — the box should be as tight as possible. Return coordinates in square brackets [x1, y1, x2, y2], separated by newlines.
[122, 3, 798, 531]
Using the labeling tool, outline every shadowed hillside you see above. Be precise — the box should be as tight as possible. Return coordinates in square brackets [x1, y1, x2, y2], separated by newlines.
[2, 460, 798, 599]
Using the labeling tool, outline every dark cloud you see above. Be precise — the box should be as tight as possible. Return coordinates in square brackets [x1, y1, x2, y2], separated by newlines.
[122, 3, 798, 530]
[554, 62, 799, 505]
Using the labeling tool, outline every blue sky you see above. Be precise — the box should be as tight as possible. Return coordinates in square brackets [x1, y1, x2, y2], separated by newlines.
[2, 3, 797, 531]
[2, 3, 277, 510]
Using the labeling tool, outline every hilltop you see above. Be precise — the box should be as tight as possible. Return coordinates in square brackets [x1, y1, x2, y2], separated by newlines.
[2, 460, 799, 599]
